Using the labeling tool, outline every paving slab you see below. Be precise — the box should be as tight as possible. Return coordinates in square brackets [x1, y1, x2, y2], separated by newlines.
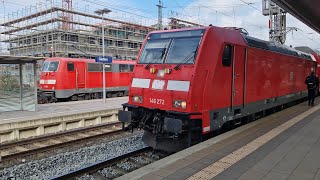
[0, 97, 127, 123]
[117, 101, 320, 180]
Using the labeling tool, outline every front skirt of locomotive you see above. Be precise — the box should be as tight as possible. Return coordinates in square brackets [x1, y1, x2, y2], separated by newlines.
[37, 90, 56, 103]
[118, 104, 192, 152]
[141, 130, 187, 152]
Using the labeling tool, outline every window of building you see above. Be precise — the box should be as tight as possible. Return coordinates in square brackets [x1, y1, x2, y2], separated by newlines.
[116, 41, 123, 47]
[222, 44, 233, 67]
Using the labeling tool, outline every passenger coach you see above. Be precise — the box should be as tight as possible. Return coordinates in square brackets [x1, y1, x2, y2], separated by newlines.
[118, 26, 317, 152]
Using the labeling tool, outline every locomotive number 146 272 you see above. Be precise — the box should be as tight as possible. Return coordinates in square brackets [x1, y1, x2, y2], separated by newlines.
[150, 98, 164, 105]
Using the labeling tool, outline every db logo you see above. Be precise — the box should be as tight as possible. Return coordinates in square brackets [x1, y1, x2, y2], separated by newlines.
[152, 80, 165, 90]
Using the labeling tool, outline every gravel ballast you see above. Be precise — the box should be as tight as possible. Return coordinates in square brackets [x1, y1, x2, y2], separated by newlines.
[0, 134, 146, 179]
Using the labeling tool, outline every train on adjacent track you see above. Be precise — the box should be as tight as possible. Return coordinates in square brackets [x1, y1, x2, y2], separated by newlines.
[38, 58, 135, 103]
[118, 26, 317, 152]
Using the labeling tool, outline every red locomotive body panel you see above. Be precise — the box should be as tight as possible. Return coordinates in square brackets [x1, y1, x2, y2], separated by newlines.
[118, 26, 316, 152]
[38, 58, 135, 102]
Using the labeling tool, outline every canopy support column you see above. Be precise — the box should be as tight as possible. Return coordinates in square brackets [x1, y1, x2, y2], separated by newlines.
[19, 63, 23, 110]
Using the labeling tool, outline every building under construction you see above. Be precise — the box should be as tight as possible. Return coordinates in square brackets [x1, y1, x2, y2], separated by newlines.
[0, 0, 155, 59]
[0, 0, 205, 60]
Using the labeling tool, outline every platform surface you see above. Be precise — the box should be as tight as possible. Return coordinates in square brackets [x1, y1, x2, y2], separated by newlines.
[118, 100, 320, 180]
[0, 97, 127, 123]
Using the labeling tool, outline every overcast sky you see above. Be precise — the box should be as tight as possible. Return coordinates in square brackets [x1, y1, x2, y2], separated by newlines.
[0, 0, 319, 51]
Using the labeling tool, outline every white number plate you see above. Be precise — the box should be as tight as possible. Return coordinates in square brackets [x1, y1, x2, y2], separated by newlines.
[150, 98, 164, 105]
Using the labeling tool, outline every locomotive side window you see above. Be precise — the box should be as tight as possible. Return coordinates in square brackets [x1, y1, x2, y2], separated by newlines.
[105, 64, 112, 72]
[222, 44, 233, 67]
[129, 65, 134, 72]
[119, 64, 131, 72]
[67, 62, 74, 71]
[88, 63, 103, 72]
[112, 64, 120, 72]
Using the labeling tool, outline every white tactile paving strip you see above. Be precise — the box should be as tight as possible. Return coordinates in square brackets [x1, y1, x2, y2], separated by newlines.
[187, 105, 320, 180]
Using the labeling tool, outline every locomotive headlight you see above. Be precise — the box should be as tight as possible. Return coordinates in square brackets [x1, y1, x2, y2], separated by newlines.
[173, 100, 187, 109]
[181, 101, 187, 109]
[132, 95, 143, 103]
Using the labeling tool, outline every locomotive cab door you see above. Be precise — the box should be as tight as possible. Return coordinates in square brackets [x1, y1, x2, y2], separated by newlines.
[75, 62, 86, 89]
[231, 46, 246, 114]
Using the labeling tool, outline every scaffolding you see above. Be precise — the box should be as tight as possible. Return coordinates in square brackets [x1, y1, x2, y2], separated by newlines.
[168, 17, 204, 29]
[0, 1, 156, 60]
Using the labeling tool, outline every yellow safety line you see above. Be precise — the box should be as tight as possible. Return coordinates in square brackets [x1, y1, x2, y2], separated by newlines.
[188, 105, 320, 180]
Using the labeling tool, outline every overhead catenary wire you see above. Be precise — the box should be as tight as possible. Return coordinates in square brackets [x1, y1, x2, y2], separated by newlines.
[79, 0, 158, 23]
[1, 0, 319, 52]
[295, 31, 320, 46]
[1, 0, 26, 7]
[239, 0, 262, 12]
[172, 0, 193, 19]
[168, 4, 247, 9]
[185, 0, 267, 29]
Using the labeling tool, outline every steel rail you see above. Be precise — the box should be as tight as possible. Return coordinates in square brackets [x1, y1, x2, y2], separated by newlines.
[50, 147, 152, 180]
[0, 122, 123, 162]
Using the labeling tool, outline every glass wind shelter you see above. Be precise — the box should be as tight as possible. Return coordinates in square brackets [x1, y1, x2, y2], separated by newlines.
[0, 55, 44, 113]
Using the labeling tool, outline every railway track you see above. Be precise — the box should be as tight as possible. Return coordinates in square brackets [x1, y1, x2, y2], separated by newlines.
[0, 122, 124, 166]
[51, 147, 169, 180]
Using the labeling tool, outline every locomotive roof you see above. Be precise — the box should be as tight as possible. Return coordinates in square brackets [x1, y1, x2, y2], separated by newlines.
[294, 46, 318, 55]
[146, 26, 315, 61]
[45, 58, 136, 64]
[241, 34, 314, 61]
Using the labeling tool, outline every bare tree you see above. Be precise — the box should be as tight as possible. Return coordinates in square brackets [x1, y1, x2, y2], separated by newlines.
[0, 73, 19, 93]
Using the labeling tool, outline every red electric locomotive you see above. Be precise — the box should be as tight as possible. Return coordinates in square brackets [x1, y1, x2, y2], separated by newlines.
[295, 46, 320, 77]
[118, 26, 317, 152]
[38, 58, 135, 103]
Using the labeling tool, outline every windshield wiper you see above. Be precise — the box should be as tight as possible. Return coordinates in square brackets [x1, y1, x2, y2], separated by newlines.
[174, 46, 199, 70]
[145, 41, 170, 69]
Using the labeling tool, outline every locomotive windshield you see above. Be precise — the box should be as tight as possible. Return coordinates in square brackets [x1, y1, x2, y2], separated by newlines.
[139, 29, 204, 64]
[42, 61, 59, 72]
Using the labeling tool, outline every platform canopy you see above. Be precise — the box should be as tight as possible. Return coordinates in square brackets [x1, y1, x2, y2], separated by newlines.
[273, 0, 320, 33]
[0, 55, 45, 113]
[0, 55, 44, 64]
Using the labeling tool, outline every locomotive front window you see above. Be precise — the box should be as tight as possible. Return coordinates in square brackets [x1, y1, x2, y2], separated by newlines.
[139, 39, 170, 64]
[165, 37, 201, 64]
[42, 61, 59, 72]
[138, 29, 204, 64]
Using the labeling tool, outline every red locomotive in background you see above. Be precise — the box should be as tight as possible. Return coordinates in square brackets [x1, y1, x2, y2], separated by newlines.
[118, 26, 317, 152]
[295, 46, 320, 78]
[38, 58, 135, 103]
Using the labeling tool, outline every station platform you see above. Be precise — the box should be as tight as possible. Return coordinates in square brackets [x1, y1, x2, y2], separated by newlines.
[118, 100, 320, 180]
[0, 97, 127, 123]
[0, 97, 127, 142]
